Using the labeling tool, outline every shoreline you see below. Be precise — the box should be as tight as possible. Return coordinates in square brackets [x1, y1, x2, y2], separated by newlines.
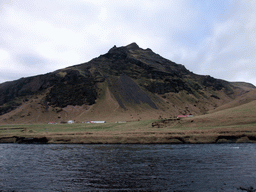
[1, 130, 256, 144]
[1, 120, 256, 144]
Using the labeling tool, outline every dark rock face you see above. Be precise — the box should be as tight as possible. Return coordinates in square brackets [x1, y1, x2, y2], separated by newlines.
[0, 43, 241, 115]
[145, 79, 191, 94]
[0, 73, 61, 106]
[96, 43, 234, 97]
[14, 136, 48, 144]
[46, 70, 97, 107]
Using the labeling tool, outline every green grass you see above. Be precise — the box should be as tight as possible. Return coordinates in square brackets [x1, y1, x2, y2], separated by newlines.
[1, 118, 255, 137]
[1, 119, 256, 144]
[0, 119, 156, 134]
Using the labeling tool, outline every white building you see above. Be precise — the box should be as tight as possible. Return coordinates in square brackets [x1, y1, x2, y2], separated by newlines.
[68, 120, 75, 124]
[90, 121, 106, 123]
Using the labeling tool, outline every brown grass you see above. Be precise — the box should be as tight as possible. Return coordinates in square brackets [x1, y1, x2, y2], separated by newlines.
[1, 116, 256, 144]
[178, 100, 256, 128]
[1, 92, 256, 144]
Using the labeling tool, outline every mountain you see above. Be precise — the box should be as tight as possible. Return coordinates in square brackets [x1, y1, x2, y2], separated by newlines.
[0, 43, 255, 124]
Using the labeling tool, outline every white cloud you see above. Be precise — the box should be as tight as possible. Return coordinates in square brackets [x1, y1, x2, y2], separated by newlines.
[166, 1, 256, 86]
[0, 49, 10, 63]
[0, 0, 255, 86]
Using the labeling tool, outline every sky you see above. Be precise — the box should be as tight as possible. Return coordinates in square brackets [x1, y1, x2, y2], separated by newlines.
[0, 0, 256, 86]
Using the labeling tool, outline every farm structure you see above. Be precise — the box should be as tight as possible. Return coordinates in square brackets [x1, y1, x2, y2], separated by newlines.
[83, 121, 106, 124]
[177, 114, 193, 118]
[68, 120, 75, 124]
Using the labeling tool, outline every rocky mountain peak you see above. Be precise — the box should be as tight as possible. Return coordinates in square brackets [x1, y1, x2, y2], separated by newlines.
[107, 42, 142, 55]
[125, 42, 140, 50]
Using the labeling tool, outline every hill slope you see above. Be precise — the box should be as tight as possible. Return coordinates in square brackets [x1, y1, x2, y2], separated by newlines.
[172, 100, 256, 129]
[0, 43, 255, 124]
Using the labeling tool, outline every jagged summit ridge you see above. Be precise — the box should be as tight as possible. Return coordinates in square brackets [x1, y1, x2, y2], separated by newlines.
[108, 42, 141, 54]
[126, 42, 140, 49]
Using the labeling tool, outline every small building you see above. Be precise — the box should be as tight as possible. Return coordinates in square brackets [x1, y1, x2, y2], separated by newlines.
[177, 114, 193, 118]
[68, 120, 75, 124]
[90, 121, 106, 124]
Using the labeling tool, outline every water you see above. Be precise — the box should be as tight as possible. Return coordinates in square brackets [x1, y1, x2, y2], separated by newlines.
[0, 144, 256, 192]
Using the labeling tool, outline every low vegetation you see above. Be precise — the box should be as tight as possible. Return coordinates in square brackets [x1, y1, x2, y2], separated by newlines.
[1, 102, 256, 144]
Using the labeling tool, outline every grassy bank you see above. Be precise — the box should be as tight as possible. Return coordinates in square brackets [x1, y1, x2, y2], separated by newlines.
[1, 119, 256, 144]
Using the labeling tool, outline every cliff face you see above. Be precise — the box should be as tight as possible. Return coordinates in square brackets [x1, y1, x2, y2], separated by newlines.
[0, 43, 255, 123]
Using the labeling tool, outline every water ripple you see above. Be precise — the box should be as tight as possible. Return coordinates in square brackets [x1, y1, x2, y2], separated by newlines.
[0, 143, 256, 191]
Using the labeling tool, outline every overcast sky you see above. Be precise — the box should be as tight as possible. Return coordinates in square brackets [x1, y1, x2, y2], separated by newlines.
[1, 0, 255, 85]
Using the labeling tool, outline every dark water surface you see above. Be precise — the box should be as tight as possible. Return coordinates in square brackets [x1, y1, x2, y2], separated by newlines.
[0, 143, 256, 192]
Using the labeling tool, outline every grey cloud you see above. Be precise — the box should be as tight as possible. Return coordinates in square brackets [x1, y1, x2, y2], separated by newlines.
[17, 54, 48, 67]
[0, 0, 255, 87]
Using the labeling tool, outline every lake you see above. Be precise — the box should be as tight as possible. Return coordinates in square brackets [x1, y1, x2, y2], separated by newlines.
[0, 143, 256, 191]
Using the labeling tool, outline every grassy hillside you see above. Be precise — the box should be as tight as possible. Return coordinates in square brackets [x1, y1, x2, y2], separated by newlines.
[176, 100, 256, 128]
[1, 100, 256, 144]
